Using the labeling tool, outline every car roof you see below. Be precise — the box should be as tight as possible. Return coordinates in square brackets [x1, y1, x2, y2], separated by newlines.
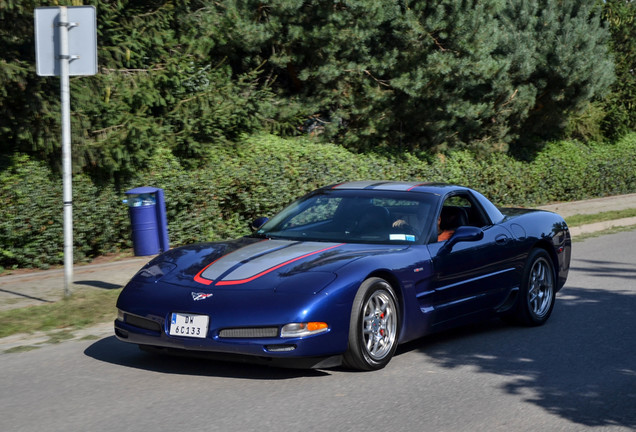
[326, 181, 466, 195]
[326, 181, 505, 224]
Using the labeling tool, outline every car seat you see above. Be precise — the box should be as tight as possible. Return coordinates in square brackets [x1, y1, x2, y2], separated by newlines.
[356, 206, 391, 233]
[440, 206, 468, 231]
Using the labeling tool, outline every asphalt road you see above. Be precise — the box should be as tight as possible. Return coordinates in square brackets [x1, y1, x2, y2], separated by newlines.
[1, 229, 635, 432]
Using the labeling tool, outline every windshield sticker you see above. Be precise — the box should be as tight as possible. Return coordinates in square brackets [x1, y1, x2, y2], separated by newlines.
[390, 234, 416, 242]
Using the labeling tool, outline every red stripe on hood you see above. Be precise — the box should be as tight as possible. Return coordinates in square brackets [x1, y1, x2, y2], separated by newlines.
[193, 257, 221, 285]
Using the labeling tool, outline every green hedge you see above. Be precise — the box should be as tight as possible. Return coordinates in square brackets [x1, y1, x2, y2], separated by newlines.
[1, 133, 635, 269]
[0, 156, 129, 268]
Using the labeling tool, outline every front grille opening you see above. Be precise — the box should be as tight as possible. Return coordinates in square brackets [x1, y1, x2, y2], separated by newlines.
[219, 327, 279, 338]
[125, 314, 162, 333]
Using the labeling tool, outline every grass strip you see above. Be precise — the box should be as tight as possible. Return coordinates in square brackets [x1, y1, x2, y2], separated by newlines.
[0, 288, 121, 339]
[572, 223, 636, 242]
[565, 208, 636, 227]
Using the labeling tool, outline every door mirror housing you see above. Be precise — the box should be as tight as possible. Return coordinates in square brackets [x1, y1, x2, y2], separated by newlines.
[439, 226, 484, 254]
[249, 217, 269, 232]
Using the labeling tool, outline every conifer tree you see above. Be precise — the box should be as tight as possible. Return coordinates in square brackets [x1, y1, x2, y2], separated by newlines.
[0, 0, 60, 164]
[602, 0, 636, 138]
[0, 0, 622, 179]
[502, 0, 615, 151]
[0, 0, 290, 180]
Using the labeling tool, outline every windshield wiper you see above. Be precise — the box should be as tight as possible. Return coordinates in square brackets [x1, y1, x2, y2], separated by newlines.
[248, 232, 270, 239]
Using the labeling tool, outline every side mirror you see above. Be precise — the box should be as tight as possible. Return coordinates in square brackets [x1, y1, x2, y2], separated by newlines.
[439, 226, 484, 254]
[249, 217, 269, 232]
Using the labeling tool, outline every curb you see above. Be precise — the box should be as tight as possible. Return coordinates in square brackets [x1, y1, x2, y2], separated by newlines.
[0, 322, 113, 353]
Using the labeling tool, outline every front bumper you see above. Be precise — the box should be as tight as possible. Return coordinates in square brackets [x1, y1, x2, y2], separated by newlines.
[113, 310, 347, 368]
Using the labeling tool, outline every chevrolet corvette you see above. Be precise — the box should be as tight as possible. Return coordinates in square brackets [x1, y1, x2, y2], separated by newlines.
[115, 181, 571, 370]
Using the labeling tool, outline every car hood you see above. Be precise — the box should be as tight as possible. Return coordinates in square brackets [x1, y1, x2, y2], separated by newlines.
[134, 237, 407, 289]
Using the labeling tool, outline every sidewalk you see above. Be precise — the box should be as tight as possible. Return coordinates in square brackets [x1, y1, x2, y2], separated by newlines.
[0, 257, 150, 312]
[538, 192, 636, 236]
[1, 193, 636, 313]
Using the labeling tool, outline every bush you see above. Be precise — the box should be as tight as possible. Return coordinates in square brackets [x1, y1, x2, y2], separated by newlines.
[0, 156, 129, 269]
[1, 133, 635, 269]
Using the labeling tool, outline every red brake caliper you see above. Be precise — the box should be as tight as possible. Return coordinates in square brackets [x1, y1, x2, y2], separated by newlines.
[380, 313, 385, 336]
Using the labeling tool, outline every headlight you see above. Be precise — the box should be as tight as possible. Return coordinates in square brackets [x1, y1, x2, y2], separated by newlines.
[281, 322, 329, 338]
[135, 261, 176, 282]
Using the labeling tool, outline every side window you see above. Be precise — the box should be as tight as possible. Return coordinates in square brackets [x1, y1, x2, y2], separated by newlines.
[443, 195, 488, 227]
[443, 196, 470, 210]
[435, 194, 488, 242]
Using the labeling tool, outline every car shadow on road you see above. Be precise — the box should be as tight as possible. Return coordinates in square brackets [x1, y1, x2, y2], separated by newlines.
[84, 336, 331, 379]
[569, 258, 636, 280]
[399, 284, 636, 430]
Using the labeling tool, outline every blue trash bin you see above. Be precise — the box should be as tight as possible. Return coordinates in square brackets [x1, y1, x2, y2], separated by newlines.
[125, 187, 169, 256]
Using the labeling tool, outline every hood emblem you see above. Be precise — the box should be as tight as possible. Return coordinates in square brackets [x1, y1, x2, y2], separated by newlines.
[192, 292, 213, 301]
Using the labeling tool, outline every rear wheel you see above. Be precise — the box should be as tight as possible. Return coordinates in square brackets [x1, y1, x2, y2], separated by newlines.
[343, 277, 399, 371]
[508, 249, 556, 326]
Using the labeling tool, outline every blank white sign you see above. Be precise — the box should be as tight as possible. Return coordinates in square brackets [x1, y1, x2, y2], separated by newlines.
[34, 6, 97, 76]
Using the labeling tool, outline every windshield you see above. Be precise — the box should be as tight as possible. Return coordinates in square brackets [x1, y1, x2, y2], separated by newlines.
[255, 189, 437, 244]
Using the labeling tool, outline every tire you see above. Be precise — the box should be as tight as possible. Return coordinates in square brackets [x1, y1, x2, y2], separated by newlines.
[509, 249, 556, 326]
[343, 277, 400, 371]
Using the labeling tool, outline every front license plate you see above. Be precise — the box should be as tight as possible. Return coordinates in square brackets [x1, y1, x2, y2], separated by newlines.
[169, 313, 209, 339]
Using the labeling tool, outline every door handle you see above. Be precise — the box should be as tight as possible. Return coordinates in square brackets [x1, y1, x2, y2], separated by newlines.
[495, 234, 509, 245]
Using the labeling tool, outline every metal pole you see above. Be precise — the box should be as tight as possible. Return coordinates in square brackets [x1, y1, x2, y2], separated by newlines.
[59, 6, 73, 297]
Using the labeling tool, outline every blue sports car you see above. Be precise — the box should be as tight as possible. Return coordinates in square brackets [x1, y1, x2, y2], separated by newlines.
[115, 182, 571, 370]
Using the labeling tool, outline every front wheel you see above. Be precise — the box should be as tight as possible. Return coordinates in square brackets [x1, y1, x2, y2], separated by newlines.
[343, 277, 399, 371]
[508, 249, 556, 326]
